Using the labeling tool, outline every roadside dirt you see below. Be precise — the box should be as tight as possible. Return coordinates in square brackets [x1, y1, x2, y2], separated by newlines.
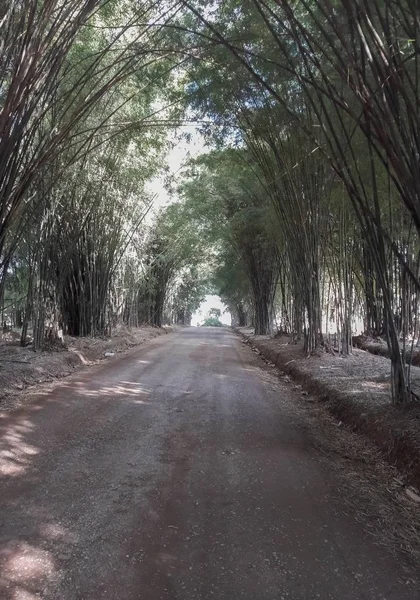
[353, 335, 420, 366]
[236, 328, 420, 493]
[0, 326, 171, 411]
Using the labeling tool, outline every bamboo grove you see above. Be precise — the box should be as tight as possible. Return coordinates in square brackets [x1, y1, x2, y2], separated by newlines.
[1, 0, 420, 404]
[1, 0, 206, 346]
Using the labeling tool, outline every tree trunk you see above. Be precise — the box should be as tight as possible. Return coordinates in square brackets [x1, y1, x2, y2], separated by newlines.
[254, 296, 272, 335]
[237, 303, 247, 327]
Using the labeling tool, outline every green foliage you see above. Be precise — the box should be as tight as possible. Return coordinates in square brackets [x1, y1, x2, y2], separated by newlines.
[3, 0, 420, 403]
[168, 268, 208, 325]
[179, 146, 278, 334]
[202, 317, 223, 327]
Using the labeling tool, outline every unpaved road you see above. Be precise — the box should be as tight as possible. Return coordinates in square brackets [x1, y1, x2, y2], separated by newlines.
[0, 328, 418, 600]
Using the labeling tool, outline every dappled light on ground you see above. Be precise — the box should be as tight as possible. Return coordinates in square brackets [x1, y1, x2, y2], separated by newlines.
[78, 383, 151, 400]
[2, 542, 56, 597]
[0, 420, 38, 477]
[0, 369, 158, 597]
[0, 518, 80, 599]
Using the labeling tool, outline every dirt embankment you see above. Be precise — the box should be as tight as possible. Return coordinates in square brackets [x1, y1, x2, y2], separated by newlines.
[0, 326, 171, 407]
[353, 335, 420, 366]
[236, 328, 420, 492]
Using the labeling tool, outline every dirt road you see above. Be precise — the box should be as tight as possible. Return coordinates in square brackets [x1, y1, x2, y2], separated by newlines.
[0, 328, 418, 599]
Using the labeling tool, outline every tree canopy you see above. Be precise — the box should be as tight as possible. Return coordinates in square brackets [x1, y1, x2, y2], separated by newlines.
[1, 0, 420, 404]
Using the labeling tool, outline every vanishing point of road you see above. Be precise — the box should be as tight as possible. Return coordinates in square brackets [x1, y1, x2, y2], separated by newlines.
[0, 328, 417, 599]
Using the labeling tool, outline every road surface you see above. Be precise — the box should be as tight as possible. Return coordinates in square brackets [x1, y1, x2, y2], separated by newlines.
[0, 327, 417, 599]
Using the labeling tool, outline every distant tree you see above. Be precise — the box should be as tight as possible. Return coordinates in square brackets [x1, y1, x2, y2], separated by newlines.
[202, 316, 223, 327]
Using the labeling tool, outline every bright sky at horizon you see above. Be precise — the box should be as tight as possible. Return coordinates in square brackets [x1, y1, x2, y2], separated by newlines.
[191, 295, 231, 327]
